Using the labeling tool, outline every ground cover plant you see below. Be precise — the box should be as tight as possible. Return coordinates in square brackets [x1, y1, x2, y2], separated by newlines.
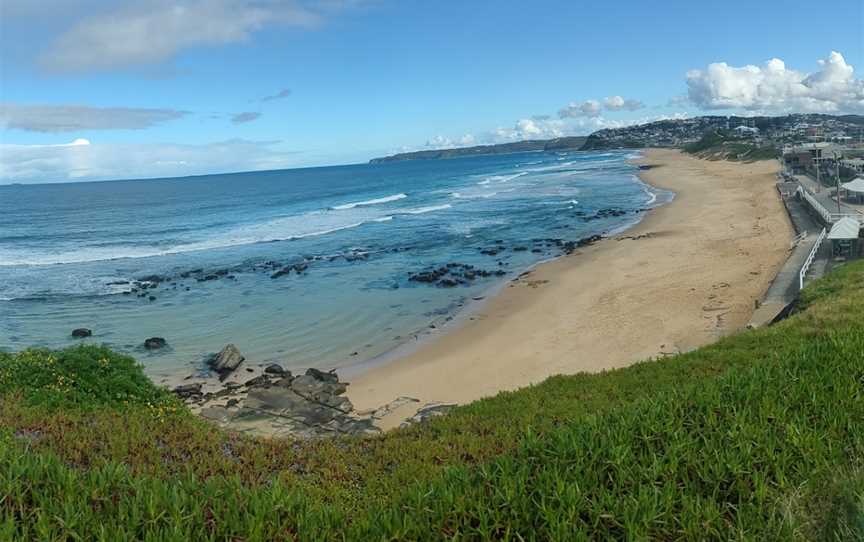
[2, 260, 864, 540]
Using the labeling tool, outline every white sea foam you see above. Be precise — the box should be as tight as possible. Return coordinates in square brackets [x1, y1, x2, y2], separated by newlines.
[331, 193, 407, 210]
[0, 211, 391, 267]
[643, 189, 657, 206]
[396, 204, 452, 215]
[451, 191, 497, 199]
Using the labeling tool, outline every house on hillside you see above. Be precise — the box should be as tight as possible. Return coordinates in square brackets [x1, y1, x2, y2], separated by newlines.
[733, 125, 760, 138]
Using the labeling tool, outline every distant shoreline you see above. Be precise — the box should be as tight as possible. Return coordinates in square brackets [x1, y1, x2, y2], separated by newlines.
[347, 149, 794, 429]
[369, 136, 589, 163]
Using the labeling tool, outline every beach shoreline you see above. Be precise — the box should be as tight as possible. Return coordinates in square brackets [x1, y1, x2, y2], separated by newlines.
[346, 148, 794, 429]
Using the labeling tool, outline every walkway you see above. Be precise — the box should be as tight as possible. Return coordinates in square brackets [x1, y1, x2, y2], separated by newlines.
[749, 181, 828, 327]
[795, 174, 864, 221]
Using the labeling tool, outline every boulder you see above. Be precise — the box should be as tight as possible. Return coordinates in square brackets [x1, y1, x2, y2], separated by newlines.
[264, 363, 287, 376]
[172, 382, 202, 399]
[144, 337, 167, 350]
[209, 344, 245, 380]
[71, 328, 92, 338]
[305, 367, 338, 383]
[244, 375, 271, 388]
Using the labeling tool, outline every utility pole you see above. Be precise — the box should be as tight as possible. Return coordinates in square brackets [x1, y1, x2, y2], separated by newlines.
[835, 151, 842, 216]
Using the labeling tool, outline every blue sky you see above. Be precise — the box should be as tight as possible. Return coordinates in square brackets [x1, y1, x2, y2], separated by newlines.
[1, 0, 863, 183]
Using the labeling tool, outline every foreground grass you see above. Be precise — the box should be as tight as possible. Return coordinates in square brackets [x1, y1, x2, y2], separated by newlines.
[2, 262, 864, 539]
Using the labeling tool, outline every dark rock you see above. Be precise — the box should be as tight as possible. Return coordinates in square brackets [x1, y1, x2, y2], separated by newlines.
[148, 295, 156, 301]
[270, 266, 293, 279]
[144, 337, 167, 350]
[306, 367, 339, 383]
[208, 344, 245, 380]
[264, 363, 287, 376]
[244, 375, 271, 388]
[226, 398, 240, 408]
[172, 383, 202, 399]
[71, 328, 92, 338]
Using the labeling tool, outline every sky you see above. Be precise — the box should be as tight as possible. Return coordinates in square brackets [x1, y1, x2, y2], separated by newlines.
[1, 0, 863, 183]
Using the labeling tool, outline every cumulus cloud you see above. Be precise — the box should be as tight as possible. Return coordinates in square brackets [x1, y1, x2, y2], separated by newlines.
[558, 95, 644, 118]
[424, 134, 476, 148]
[0, 138, 303, 183]
[35, 1, 351, 73]
[0, 103, 188, 132]
[425, 112, 691, 151]
[559, 99, 601, 118]
[686, 51, 864, 113]
[603, 95, 644, 111]
[231, 111, 261, 124]
[261, 88, 293, 102]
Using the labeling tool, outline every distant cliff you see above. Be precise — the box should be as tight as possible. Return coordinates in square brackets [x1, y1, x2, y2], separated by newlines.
[369, 136, 588, 163]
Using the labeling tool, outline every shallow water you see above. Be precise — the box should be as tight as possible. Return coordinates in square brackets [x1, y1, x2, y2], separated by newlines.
[0, 150, 671, 378]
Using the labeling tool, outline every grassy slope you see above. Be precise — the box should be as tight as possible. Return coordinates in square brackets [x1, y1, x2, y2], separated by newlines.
[684, 131, 779, 162]
[3, 261, 864, 540]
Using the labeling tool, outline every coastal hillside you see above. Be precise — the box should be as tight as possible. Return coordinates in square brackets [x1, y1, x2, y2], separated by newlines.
[369, 136, 587, 163]
[581, 113, 864, 150]
[683, 130, 780, 161]
[4, 259, 864, 539]
[371, 113, 864, 162]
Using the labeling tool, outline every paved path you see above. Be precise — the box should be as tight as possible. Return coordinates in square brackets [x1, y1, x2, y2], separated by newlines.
[749, 182, 827, 327]
[795, 174, 864, 221]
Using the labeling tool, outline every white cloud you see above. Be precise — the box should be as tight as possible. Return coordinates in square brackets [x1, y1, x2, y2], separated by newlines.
[686, 51, 864, 113]
[0, 103, 188, 132]
[424, 134, 476, 148]
[36, 1, 347, 73]
[558, 95, 645, 118]
[558, 99, 602, 118]
[603, 95, 644, 111]
[0, 138, 303, 183]
[426, 112, 692, 151]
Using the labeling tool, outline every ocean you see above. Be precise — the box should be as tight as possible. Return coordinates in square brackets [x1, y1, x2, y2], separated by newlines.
[0, 150, 671, 379]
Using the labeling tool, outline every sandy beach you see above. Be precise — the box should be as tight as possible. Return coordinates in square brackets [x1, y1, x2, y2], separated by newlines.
[348, 149, 794, 428]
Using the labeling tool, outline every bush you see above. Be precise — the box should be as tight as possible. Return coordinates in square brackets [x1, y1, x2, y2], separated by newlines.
[0, 345, 175, 410]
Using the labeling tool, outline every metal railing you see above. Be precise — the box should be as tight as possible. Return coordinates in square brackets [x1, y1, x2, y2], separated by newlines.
[798, 186, 835, 224]
[799, 227, 827, 290]
[796, 186, 861, 224]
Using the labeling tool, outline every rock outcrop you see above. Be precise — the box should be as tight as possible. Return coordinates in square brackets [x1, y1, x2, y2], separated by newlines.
[208, 344, 245, 380]
[144, 337, 167, 350]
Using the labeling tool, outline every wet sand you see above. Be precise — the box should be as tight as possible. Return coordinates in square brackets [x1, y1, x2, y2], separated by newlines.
[347, 149, 794, 429]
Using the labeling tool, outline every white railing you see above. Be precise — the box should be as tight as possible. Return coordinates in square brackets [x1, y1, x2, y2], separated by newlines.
[799, 227, 827, 290]
[798, 186, 834, 224]
[796, 185, 861, 224]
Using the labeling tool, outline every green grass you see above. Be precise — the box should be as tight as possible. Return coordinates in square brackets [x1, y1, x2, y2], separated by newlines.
[684, 130, 780, 162]
[3, 261, 864, 539]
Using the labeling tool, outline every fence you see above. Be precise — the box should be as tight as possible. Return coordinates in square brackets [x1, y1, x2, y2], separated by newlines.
[796, 186, 861, 225]
[799, 227, 827, 290]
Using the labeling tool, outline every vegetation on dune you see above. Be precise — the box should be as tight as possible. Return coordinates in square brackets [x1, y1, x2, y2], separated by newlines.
[684, 130, 780, 162]
[3, 261, 864, 539]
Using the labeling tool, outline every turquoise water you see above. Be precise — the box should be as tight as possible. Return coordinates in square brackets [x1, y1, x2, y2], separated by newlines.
[0, 150, 670, 378]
